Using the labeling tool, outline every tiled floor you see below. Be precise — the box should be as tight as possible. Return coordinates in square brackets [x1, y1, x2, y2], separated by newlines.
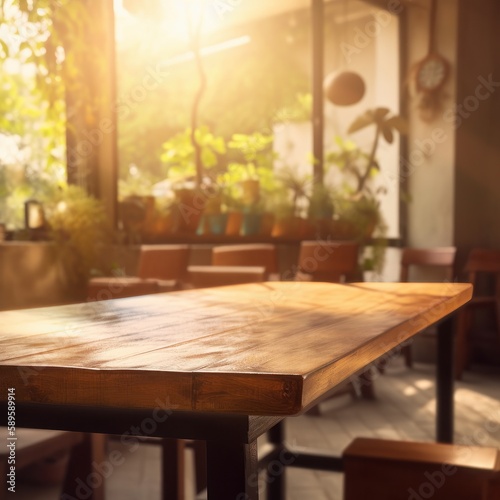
[13, 359, 500, 499]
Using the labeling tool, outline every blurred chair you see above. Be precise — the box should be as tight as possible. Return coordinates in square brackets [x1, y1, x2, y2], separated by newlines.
[455, 248, 500, 379]
[87, 244, 190, 301]
[187, 265, 266, 289]
[296, 240, 359, 282]
[0, 429, 106, 500]
[212, 244, 279, 280]
[399, 247, 457, 368]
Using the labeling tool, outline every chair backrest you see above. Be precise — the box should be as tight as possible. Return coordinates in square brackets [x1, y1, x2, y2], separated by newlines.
[463, 248, 500, 296]
[187, 265, 266, 288]
[212, 244, 279, 277]
[137, 245, 190, 281]
[297, 241, 359, 283]
[400, 247, 457, 282]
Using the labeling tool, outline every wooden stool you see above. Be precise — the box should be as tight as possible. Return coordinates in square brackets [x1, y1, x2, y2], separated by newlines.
[343, 437, 500, 500]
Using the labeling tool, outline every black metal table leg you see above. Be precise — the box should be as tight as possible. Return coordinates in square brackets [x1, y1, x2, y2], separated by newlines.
[161, 438, 185, 500]
[206, 440, 258, 500]
[436, 315, 455, 443]
[266, 420, 286, 500]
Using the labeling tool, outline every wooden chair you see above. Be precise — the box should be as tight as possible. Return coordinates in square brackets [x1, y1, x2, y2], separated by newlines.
[343, 437, 500, 500]
[87, 244, 190, 301]
[0, 429, 106, 500]
[455, 248, 500, 379]
[296, 240, 359, 282]
[212, 244, 279, 279]
[187, 265, 266, 288]
[399, 247, 457, 368]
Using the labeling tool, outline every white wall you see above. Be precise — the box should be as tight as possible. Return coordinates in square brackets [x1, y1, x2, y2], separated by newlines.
[405, 0, 458, 247]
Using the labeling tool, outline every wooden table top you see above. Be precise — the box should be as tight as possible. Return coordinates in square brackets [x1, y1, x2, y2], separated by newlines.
[0, 282, 471, 416]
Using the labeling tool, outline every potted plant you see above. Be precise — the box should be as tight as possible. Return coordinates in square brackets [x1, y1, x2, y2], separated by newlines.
[161, 126, 226, 234]
[43, 185, 111, 299]
[225, 132, 276, 235]
[325, 107, 408, 272]
[307, 183, 337, 238]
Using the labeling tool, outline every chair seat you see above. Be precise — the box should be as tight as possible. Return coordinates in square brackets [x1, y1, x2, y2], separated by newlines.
[187, 265, 266, 288]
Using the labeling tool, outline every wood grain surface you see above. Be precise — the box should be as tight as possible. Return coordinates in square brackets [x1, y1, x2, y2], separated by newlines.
[0, 282, 472, 415]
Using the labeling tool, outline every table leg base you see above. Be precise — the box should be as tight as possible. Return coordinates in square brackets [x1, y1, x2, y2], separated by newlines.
[206, 440, 258, 500]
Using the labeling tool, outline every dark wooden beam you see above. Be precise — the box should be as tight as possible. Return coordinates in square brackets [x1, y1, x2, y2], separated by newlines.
[312, 0, 324, 185]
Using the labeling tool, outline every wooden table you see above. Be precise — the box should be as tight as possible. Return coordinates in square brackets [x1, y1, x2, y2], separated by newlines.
[0, 282, 472, 499]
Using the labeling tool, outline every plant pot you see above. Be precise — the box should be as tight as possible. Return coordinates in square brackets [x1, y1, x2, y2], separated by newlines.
[207, 213, 228, 235]
[241, 179, 260, 206]
[311, 218, 336, 239]
[259, 213, 275, 236]
[225, 212, 243, 235]
[299, 218, 316, 239]
[172, 188, 205, 234]
[240, 213, 262, 236]
[272, 216, 299, 238]
[330, 219, 358, 240]
[273, 216, 316, 239]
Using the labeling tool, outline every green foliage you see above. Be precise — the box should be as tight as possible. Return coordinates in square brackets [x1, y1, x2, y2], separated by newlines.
[274, 93, 312, 123]
[227, 132, 275, 176]
[0, 67, 66, 227]
[275, 166, 312, 217]
[43, 185, 111, 284]
[348, 107, 409, 140]
[0, 1, 74, 227]
[0, 0, 90, 108]
[323, 107, 407, 273]
[307, 184, 334, 220]
[346, 107, 408, 196]
[160, 126, 226, 184]
[118, 166, 159, 200]
[326, 137, 373, 197]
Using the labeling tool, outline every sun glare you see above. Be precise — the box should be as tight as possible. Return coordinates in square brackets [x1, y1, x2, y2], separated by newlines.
[114, 0, 224, 46]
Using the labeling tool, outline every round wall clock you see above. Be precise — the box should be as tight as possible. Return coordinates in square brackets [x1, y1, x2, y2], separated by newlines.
[415, 52, 449, 93]
[412, 0, 449, 119]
